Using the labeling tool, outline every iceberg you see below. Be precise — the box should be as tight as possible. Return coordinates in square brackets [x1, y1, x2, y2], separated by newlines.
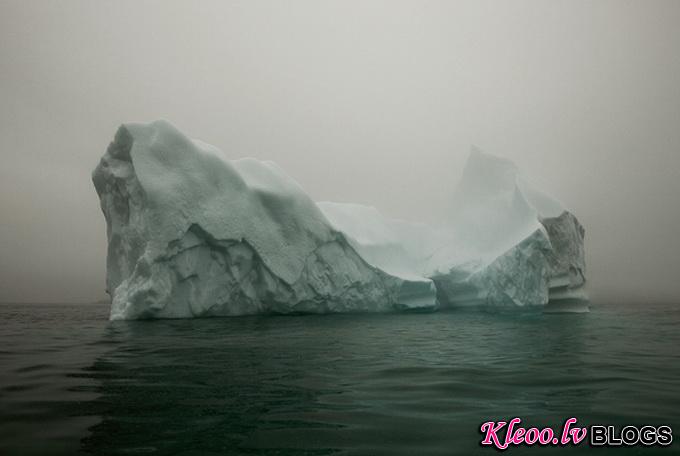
[433, 148, 588, 311]
[321, 148, 588, 311]
[93, 121, 437, 319]
[93, 121, 587, 320]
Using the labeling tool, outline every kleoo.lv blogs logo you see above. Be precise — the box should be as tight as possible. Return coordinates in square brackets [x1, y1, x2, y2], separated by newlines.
[480, 417, 672, 450]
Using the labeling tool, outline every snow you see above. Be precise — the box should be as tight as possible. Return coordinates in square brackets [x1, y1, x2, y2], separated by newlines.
[93, 121, 587, 319]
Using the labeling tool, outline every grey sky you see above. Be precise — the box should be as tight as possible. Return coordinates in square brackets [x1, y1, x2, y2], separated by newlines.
[1, 0, 679, 304]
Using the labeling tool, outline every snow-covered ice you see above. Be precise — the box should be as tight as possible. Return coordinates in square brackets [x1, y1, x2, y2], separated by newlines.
[93, 121, 587, 320]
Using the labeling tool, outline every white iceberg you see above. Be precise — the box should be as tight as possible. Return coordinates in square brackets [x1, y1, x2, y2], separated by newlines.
[93, 120, 437, 319]
[320, 148, 588, 312]
[93, 121, 587, 320]
[433, 148, 588, 311]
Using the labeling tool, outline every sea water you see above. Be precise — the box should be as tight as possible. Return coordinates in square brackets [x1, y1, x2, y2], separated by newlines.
[1, 302, 678, 455]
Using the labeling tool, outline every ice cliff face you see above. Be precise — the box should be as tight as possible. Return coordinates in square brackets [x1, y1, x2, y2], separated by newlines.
[93, 121, 587, 320]
[443, 149, 587, 311]
[320, 149, 588, 312]
[93, 121, 436, 319]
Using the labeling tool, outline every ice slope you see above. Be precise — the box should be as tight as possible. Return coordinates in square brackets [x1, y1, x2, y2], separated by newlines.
[317, 202, 432, 280]
[433, 148, 587, 310]
[92, 120, 437, 319]
[319, 149, 588, 311]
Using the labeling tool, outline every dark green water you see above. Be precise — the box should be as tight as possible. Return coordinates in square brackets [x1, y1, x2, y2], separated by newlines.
[0, 302, 678, 455]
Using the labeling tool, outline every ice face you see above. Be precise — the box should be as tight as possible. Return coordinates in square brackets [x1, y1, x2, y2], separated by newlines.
[92, 121, 437, 320]
[317, 202, 434, 281]
[93, 121, 587, 319]
[434, 148, 587, 310]
[319, 148, 588, 311]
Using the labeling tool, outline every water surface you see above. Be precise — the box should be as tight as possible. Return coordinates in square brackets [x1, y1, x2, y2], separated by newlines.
[1, 302, 678, 455]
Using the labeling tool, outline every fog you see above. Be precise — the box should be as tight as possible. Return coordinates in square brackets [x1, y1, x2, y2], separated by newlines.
[1, 0, 679, 304]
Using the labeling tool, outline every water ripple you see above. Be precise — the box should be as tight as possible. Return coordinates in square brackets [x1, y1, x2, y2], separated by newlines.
[0, 302, 678, 455]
